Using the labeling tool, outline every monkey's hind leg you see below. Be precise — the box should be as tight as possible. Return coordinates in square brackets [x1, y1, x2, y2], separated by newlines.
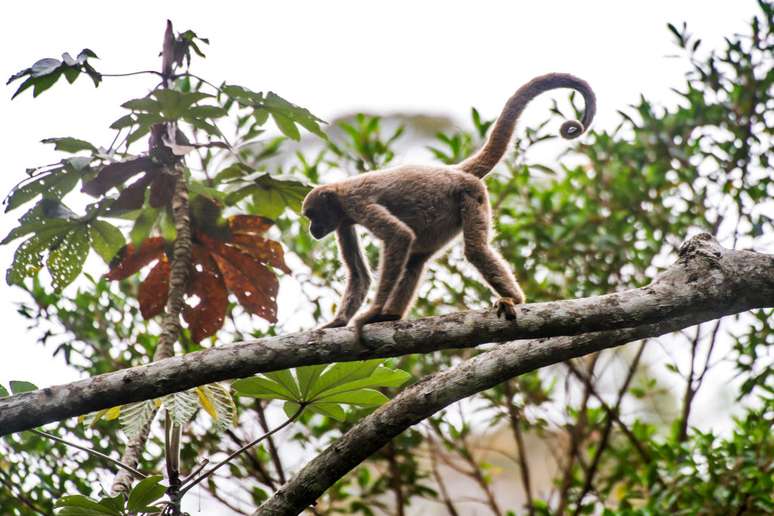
[460, 184, 525, 320]
[351, 204, 415, 344]
[382, 252, 432, 319]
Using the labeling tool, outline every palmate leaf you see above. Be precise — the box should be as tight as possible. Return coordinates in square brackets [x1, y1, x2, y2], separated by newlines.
[4, 194, 131, 291]
[47, 226, 90, 291]
[224, 172, 312, 218]
[4, 158, 89, 213]
[220, 84, 326, 140]
[8, 49, 100, 99]
[55, 494, 122, 515]
[233, 360, 411, 421]
[105, 214, 287, 341]
[118, 400, 156, 441]
[164, 389, 199, 427]
[195, 383, 237, 431]
[126, 475, 165, 513]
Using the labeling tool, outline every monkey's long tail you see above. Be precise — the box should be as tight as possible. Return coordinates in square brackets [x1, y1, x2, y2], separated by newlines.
[458, 73, 596, 179]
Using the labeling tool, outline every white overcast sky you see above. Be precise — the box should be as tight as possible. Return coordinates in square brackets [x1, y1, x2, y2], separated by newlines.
[0, 1, 762, 388]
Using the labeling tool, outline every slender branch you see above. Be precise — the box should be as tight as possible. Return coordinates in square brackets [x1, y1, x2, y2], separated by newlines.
[385, 441, 405, 516]
[182, 458, 209, 484]
[565, 362, 655, 467]
[427, 434, 460, 516]
[556, 354, 598, 515]
[572, 342, 646, 514]
[31, 429, 146, 479]
[225, 428, 277, 489]
[180, 407, 302, 496]
[502, 380, 534, 515]
[255, 401, 287, 485]
[677, 325, 702, 442]
[0, 467, 46, 513]
[101, 70, 164, 78]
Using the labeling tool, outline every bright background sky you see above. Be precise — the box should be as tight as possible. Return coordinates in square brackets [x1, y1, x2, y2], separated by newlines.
[0, 1, 761, 387]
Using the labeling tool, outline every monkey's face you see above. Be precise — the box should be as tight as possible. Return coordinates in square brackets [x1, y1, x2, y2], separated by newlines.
[302, 188, 342, 239]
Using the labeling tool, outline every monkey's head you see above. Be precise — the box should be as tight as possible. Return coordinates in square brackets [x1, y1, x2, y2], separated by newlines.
[302, 186, 344, 239]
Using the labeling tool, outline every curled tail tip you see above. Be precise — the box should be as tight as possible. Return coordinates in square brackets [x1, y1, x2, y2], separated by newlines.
[560, 120, 585, 140]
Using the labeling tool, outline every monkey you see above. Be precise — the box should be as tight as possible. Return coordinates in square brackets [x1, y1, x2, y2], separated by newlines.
[302, 73, 596, 342]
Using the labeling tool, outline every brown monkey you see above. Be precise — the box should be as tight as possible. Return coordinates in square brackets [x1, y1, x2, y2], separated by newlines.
[303, 73, 596, 340]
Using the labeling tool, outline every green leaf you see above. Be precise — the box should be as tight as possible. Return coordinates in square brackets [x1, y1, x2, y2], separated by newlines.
[283, 400, 303, 419]
[296, 364, 326, 398]
[121, 97, 162, 113]
[225, 173, 311, 218]
[9, 380, 38, 394]
[6, 225, 70, 286]
[47, 226, 90, 291]
[109, 114, 134, 130]
[126, 475, 166, 512]
[129, 208, 158, 246]
[96, 495, 124, 514]
[271, 112, 300, 140]
[30, 58, 61, 77]
[187, 105, 228, 119]
[5, 169, 64, 212]
[321, 366, 411, 397]
[311, 402, 346, 421]
[264, 369, 301, 400]
[55, 495, 120, 515]
[308, 360, 382, 398]
[89, 221, 124, 263]
[41, 137, 96, 153]
[232, 376, 296, 401]
[2, 200, 74, 244]
[264, 92, 326, 137]
[0, 384, 8, 398]
[33, 70, 63, 97]
[317, 388, 389, 407]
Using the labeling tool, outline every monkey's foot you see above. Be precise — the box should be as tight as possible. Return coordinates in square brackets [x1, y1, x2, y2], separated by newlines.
[352, 308, 401, 348]
[318, 318, 348, 330]
[364, 313, 401, 324]
[495, 297, 521, 320]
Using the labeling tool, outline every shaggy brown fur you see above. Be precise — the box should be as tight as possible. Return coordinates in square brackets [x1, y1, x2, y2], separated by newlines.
[303, 73, 596, 341]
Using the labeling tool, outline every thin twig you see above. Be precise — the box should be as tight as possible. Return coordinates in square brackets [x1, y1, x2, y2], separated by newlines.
[503, 380, 534, 515]
[180, 406, 303, 495]
[255, 401, 287, 484]
[31, 429, 146, 480]
[555, 353, 599, 514]
[101, 70, 164, 78]
[572, 341, 646, 515]
[0, 469, 45, 513]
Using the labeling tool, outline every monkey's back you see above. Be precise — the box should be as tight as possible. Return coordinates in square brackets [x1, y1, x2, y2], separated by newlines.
[360, 164, 476, 253]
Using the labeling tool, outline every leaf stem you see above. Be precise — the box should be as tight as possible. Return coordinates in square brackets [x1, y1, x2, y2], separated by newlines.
[179, 405, 303, 495]
[31, 428, 147, 480]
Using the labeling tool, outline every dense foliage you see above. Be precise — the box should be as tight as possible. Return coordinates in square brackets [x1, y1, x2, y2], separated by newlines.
[1, 3, 771, 515]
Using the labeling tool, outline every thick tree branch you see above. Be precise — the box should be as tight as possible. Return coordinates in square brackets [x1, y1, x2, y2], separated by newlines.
[1, 234, 772, 436]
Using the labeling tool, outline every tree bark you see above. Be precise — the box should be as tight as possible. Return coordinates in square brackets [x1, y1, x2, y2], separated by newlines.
[0, 233, 772, 437]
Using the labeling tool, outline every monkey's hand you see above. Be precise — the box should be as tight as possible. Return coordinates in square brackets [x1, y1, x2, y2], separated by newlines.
[495, 297, 521, 321]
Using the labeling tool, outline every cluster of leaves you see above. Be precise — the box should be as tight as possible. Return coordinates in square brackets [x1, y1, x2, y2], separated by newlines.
[55, 475, 166, 515]
[2, 25, 325, 341]
[233, 360, 411, 421]
[7, 49, 101, 99]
